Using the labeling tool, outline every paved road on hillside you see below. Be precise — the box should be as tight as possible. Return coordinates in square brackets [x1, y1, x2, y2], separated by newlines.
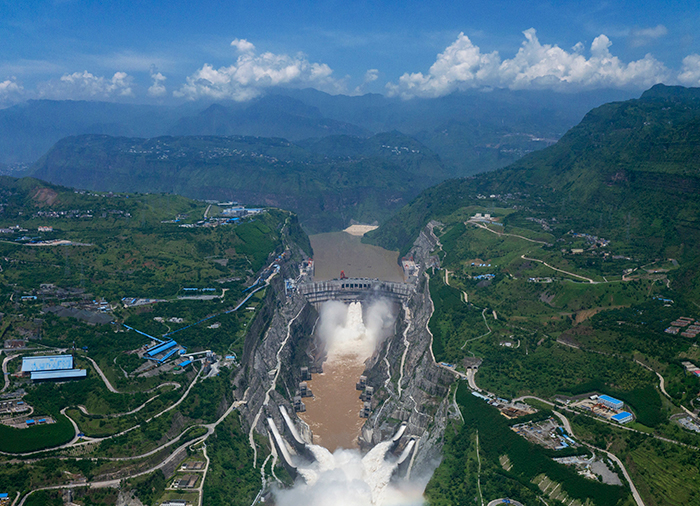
[1, 353, 18, 393]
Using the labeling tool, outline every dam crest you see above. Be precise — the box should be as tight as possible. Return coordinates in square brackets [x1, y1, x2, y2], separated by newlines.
[297, 277, 413, 305]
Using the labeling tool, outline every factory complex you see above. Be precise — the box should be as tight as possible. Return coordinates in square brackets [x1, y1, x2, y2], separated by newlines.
[571, 394, 634, 424]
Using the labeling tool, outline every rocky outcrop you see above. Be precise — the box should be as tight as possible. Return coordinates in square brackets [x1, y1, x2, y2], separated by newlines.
[359, 222, 456, 476]
[234, 270, 318, 440]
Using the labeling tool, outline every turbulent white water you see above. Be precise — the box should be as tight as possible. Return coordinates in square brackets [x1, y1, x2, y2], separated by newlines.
[276, 442, 427, 506]
[318, 300, 394, 363]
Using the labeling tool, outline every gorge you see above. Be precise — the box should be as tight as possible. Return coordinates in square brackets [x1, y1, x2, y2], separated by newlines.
[234, 223, 456, 504]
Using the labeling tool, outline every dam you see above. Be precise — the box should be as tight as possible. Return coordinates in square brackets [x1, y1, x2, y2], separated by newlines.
[297, 277, 413, 304]
[240, 227, 451, 506]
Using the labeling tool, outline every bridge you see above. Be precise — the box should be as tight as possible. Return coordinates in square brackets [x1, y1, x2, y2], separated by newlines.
[297, 277, 414, 304]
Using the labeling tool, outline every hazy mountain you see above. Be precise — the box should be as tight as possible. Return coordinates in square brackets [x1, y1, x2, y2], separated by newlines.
[0, 100, 196, 165]
[29, 131, 445, 232]
[169, 95, 371, 140]
[1, 88, 634, 177]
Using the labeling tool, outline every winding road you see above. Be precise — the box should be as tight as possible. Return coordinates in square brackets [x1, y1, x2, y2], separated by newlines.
[520, 255, 596, 283]
[1, 353, 18, 393]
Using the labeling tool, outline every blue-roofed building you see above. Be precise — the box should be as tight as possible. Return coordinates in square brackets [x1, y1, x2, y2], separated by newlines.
[472, 391, 491, 401]
[158, 348, 179, 363]
[146, 340, 177, 357]
[611, 411, 633, 424]
[178, 360, 192, 367]
[31, 369, 87, 381]
[22, 355, 73, 372]
[599, 395, 624, 410]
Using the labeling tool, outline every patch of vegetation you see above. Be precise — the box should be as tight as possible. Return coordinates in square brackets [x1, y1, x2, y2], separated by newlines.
[0, 414, 74, 453]
[203, 413, 262, 506]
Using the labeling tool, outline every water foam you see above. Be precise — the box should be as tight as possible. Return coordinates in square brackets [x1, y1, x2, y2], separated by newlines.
[319, 300, 394, 363]
[276, 442, 425, 506]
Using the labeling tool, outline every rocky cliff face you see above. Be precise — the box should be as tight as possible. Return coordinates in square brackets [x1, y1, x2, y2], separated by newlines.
[235, 271, 318, 442]
[360, 265, 457, 476]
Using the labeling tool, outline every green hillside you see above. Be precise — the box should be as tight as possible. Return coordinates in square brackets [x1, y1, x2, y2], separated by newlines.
[367, 84, 700, 291]
[30, 132, 446, 233]
[368, 85, 700, 506]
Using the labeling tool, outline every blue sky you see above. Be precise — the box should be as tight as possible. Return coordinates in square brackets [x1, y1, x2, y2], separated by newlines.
[1, 0, 699, 105]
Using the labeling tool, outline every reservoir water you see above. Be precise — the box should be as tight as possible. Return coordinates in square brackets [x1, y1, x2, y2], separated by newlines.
[309, 231, 404, 282]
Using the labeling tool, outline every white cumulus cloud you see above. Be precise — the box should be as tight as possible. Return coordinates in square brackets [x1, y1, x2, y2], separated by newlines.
[678, 54, 700, 86]
[148, 66, 167, 97]
[353, 69, 380, 94]
[175, 40, 345, 101]
[231, 38, 256, 54]
[0, 78, 24, 107]
[37, 70, 134, 99]
[387, 29, 672, 98]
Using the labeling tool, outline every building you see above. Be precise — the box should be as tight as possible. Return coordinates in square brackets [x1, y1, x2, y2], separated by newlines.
[611, 411, 633, 424]
[181, 461, 205, 471]
[22, 355, 74, 372]
[31, 369, 87, 381]
[21, 354, 86, 381]
[38, 226, 53, 233]
[174, 475, 197, 489]
[598, 395, 624, 410]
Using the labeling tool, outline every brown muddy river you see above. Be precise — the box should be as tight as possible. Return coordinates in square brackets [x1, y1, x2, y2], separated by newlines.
[309, 232, 404, 282]
[298, 358, 366, 452]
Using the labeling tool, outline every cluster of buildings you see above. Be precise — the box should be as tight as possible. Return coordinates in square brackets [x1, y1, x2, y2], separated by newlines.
[380, 144, 421, 155]
[665, 316, 700, 338]
[19, 354, 86, 382]
[572, 395, 634, 424]
[0, 225, 27, 234]
[176, 205, 265, 229]
[677, 416, 700, 433]
[401, 256, 418, 278]
[172, 475, 198, 489]
[469, 213, 500, 224]
[526, 217, 553, 231]
[570, 232, 610, 248]
[470, 391, 537, 419]
[142, 339, 186, 365]
[121, 297, 165, 308]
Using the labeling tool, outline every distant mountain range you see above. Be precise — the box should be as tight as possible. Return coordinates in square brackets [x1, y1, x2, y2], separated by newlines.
[1, 87, 632, 176]
[9, 86, 639, 232]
